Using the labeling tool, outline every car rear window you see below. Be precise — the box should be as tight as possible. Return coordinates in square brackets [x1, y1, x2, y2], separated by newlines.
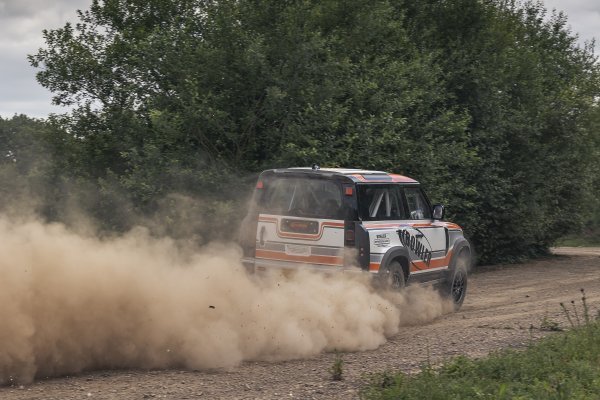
[260, 177, 343, 219]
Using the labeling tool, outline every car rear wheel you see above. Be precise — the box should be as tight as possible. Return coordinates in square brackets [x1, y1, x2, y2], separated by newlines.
[379, 260, 406, 291]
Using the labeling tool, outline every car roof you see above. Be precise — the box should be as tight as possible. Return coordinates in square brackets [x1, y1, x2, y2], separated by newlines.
[261, 167, 419, 184]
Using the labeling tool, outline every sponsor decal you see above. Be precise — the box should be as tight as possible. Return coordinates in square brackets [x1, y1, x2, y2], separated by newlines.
[373, 233, 391, 247]
[397, 229, 432, 266]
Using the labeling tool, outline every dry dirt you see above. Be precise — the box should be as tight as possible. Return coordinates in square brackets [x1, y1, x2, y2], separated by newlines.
[2, 248, 599, 400]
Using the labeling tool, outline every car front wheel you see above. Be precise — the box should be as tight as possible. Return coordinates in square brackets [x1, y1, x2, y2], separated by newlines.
[443, 251, 469, 310]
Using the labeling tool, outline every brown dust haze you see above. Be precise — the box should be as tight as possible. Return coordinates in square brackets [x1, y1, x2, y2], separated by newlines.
[0, 216, 451, 384]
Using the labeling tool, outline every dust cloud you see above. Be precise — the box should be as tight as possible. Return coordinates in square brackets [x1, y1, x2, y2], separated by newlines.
[0, 216, 451, 384]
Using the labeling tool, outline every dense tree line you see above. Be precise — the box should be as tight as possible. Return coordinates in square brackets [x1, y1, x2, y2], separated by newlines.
[3, 0, 598, 262]
[0, 115, 56, 213]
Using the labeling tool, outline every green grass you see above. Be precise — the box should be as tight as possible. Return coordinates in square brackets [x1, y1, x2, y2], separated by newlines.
[330, 350, 344, 381]
[360, 321, 600, 399]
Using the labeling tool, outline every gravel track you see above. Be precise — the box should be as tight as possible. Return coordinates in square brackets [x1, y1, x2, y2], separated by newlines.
[2, 248, 599, 400]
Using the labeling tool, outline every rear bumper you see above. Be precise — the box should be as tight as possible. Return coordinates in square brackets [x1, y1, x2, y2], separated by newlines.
[241, 257, 367, 275]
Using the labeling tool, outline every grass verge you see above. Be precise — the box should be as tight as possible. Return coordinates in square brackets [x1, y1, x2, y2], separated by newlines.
[361, 314, 600, 399]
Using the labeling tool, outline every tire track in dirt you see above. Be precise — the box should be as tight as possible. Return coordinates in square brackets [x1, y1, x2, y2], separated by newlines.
[1, 250, 599, 400]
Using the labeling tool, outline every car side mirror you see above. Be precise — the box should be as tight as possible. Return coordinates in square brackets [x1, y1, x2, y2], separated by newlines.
[432, 204, 444, 220]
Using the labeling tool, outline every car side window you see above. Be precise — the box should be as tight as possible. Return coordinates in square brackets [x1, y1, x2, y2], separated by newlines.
[357, 185, 407, 220]
[404, 187, 432, 220]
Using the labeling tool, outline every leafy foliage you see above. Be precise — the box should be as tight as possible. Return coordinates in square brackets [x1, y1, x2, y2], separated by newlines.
[0, 115, 56, 212]
[404, 0, 600, 262]
[18, 0, 600, 261]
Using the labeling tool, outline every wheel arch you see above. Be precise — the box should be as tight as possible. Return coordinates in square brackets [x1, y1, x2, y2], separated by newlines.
[449, 238, 472, 272]
[444, 239, 471, 310]
[380, 246, 411, 281]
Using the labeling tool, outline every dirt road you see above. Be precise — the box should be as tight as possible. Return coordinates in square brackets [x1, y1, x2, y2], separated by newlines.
[2, 249, 599, 400]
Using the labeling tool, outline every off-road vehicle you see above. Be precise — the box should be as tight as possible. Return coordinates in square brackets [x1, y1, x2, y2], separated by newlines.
[239, 166, 471, 309]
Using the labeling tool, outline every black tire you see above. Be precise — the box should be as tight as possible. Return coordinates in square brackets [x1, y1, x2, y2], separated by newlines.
[379, 260, 406, 291]
[443, 251, 469, 310]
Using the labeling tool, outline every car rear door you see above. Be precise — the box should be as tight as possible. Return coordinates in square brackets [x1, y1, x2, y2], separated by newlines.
[255, 177, 346, 269]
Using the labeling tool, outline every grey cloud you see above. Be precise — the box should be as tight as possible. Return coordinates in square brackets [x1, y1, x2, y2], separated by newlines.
[543, 0, 600, 51]
[0, 0, 88, 18]
[0, 0, 91, 118]
[0, 99, 68, 119]
[0, 0, 91, 45]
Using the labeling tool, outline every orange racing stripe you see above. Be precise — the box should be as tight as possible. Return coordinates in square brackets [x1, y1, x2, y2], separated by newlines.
[410, 249, 453, 272]
[369, 249, 454, 273]
[258, 216, 345, 241]
[255, 249, 344, 266]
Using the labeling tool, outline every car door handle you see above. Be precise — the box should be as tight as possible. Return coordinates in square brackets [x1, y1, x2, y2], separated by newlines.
[259, 226, 266, 246]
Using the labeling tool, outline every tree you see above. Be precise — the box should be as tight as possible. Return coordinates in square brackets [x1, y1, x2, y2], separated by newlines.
[29, 0, 600, 262]
[28, 0, 474, 239]
[404, 0, 600, 261]
[0, 115, 50, 202]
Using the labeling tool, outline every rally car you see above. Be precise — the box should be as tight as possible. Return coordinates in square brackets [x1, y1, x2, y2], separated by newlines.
[239, 166, 471, 309]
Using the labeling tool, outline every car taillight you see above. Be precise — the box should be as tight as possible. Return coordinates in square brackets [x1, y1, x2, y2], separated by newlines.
[256, 180, 264, 189]
[345, 225, 355, 246]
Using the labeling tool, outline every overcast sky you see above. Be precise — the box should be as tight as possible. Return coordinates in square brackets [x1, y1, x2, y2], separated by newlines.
[0, 0, 598, 119]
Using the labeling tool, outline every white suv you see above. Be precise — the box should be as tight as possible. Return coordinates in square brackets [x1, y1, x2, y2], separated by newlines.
[239, 166, 471, 309]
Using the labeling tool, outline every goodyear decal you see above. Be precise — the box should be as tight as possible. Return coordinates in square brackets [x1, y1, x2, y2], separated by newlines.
[397, 229, 432, 267]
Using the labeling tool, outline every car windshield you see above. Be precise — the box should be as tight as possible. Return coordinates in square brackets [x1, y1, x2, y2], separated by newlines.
[357, 184, 408, 221]
[260, 177, 343, 219]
